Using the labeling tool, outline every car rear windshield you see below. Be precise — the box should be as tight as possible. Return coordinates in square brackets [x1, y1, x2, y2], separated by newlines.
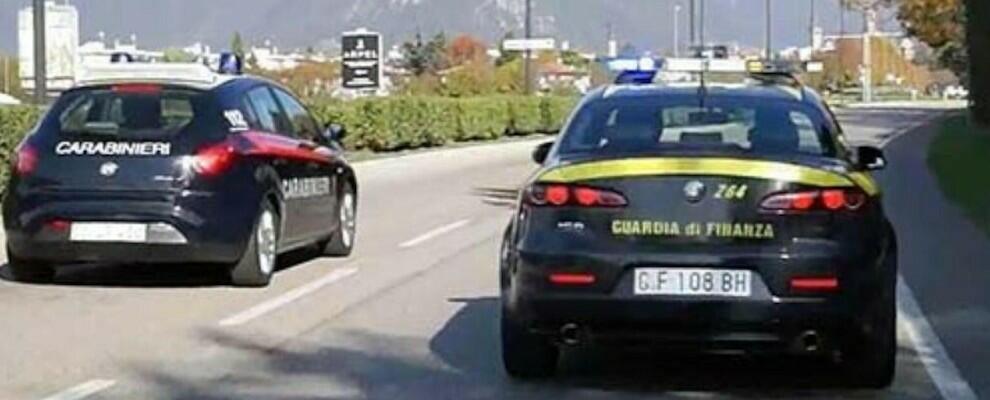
[53, 84, 207, 139]
[558, 95, 837, 158]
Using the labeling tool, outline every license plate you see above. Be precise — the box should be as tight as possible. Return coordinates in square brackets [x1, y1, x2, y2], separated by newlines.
[70, 222, 147, 243]
[634, 268, 752, 297]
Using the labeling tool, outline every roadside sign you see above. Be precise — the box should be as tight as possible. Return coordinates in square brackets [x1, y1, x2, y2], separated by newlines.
[806, 61, 825, 73]
[503, 38, 556, 51]
[341, 29, 382, 90]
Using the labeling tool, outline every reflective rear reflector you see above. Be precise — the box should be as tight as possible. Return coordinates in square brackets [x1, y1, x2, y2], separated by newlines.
[790, 277, 839, 292]
[549, 273, 596, 286]
[46, 219, 70, 232]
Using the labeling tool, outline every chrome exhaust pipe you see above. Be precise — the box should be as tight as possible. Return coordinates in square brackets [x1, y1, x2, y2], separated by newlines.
[799, 330, 821, 352]
[560, 323, 581, 346]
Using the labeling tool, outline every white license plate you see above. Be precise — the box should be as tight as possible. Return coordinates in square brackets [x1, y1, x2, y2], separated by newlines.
[634, 268, 752, 297]
[70, 222, 147, 243]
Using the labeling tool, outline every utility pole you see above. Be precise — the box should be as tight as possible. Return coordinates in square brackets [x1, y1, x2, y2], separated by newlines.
[33, 0, 47, 103]
[3, 57, 8, 95]
[809, 0, 816, 49]
[699, 0, 706, 49]
[863, 7, 876, 103]
[689, 0, 696, 50]
[523, 0, 533, 95]
[674, 4, 682, 57]
[765, 0, 772, 59]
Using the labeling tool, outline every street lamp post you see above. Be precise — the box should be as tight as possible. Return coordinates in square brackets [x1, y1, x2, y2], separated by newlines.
[32, 0, 46, 103]
[523, 0, 532, 95]
[674, 4, 682, 57]
[765, 0, 772, 60]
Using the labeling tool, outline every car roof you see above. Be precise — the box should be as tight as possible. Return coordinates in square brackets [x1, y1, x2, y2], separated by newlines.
[594, 80, 821, 106]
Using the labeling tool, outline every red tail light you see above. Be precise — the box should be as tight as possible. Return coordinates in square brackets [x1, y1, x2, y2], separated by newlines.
[761, 189, 866, 212]
[526, 184, 627, 207]
[549, 272, 597, 286]
[14, 143, 39, 176]
[790, 276, 840, 293]
[192, 142, 237, 177]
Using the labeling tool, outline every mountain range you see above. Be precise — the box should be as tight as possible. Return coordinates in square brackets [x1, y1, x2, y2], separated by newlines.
[1, 0, 885, 55]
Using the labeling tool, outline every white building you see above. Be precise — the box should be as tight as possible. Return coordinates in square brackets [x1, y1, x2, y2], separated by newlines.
[18, 1, 79, 94]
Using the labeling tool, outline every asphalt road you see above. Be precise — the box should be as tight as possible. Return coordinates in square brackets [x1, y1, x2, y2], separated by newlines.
[0, 105, 983, 400]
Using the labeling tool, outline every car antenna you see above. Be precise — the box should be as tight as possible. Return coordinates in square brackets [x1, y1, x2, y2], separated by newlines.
[698, 59, 709, 108]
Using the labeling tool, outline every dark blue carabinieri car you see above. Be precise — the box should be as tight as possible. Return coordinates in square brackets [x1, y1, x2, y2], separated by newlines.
[500, 64, 897, 387]
[4, 62, 358, 287]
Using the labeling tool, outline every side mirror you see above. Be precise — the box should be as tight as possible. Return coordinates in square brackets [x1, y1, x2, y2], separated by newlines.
[856, 146, 887, 170]
[532, 141, 553, 165]
[322, 123, 346, 144]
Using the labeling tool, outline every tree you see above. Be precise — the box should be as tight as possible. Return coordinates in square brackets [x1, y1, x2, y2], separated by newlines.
[965, 0, 989, 124]
[447, 34, 488, 66]
[231, 32, 246, 58]
[495, 32, 521, 67]
[162, 48, 196, 63]
[897, 0, 967, 83]
[401, 32, 448, 76]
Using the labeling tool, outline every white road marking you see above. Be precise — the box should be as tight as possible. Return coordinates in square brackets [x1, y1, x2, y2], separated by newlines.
[879, 113, 942, 148]
[218, 267, 359, 327]
[897, 276, 978, 400]
[399, 219, 472, 248]
[40, 379, 116, 400]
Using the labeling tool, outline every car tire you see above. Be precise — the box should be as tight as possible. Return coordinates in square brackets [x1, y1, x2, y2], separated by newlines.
[230, 201, 279, 287]
[5, 247, 56, 284]
[842, 254, 897, 388]
[320, 182, 356, 257]
[501, 304, 559, 380]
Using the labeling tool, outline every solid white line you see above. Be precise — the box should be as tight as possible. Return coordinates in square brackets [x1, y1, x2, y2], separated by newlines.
[218, 267, 359, 327]
[399, 219, 472, 249]
[897, 276, 978, 400]
[40, 379, 116, 400]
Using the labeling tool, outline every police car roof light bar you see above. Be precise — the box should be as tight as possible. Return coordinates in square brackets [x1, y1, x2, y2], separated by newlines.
[76, 63, 221, 89]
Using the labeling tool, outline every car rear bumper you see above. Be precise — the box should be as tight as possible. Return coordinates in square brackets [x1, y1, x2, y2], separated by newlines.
[3, 189, 259, 264]
[504, 244, 889, 353]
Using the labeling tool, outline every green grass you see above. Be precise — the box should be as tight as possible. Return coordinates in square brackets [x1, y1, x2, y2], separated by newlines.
[928, 114, 990, 236]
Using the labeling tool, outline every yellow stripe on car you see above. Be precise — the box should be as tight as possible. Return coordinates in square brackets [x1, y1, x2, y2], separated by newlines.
[537, 158, 880, 195]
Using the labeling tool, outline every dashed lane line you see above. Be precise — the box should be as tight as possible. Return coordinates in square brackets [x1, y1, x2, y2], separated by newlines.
[398, 219, 473, 249]
[218, 267, 359, 327]
[40, 379, 116, 400]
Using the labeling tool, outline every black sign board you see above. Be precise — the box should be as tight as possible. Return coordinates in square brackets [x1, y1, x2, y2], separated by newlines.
[341, 31, 382, 90]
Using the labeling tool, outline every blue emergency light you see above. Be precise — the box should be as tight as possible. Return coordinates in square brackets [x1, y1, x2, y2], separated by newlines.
[218, 52, 243, 75]
[609, 57, 661, 85]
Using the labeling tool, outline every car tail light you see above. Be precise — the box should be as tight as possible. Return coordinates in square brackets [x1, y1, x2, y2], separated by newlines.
[790, 276, 840, 293]
[14, 143, 38, 176]
[548, 272, 597, 286]
[760, 189, 866, 212]
[192, 141, 237, 177]
[526, 184, 627, 207]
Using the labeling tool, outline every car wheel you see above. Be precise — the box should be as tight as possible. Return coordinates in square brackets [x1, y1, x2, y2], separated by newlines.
[5, 246, 55, 284]
[501, 303, 559, 379]
[842, 254, 897, 388]
[230, 201, 279, 287]
[320, 182, 356, 257]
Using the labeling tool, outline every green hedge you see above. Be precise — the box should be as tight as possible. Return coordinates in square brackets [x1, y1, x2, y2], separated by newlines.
[0, 105, 42, 188]
[308, 95, 576, 151]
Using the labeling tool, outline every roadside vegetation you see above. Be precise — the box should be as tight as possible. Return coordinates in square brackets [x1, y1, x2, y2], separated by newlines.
[928, 114, 990, 235]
